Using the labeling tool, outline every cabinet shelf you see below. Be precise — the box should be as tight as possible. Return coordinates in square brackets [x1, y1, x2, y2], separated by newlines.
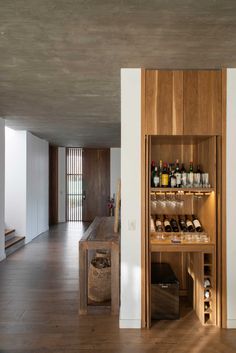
[150, 187, 214, 195]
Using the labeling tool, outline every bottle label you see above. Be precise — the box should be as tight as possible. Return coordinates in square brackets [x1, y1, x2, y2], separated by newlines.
[150, 219, 155, 231]
[171, 177, 176, 187]
[156, 220, 162, 227]
[162, 174, 169, 186]
[189, 172, 194, 184]
[175, 172, 181, 186]
[164, 220, 170, 227]
[153, 175, 159, 187]
[204, 279, 211, 288]
[186, 220, 193, 227]
[182, 173, 187, 186]
[193, 219, 201, 228]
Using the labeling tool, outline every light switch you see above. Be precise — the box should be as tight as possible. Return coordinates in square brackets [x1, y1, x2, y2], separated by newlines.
[128, 220, 136, 231]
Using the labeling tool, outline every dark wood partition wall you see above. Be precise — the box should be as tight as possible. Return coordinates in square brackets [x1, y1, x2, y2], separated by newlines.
[141, 69, 226, 328]
[82, 148, 110, 222]
[49, 145, 58, 225]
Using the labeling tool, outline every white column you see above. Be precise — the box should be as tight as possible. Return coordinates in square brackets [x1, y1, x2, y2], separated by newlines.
[226, 69, 236, 328]
[120, 69, 142, 328]
[0, 118, 5, 261]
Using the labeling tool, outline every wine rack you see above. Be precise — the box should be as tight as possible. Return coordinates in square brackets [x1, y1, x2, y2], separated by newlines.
[148, 135, 218, 327]
[203, 253, 216, 325]
[188, 251, 216, 326]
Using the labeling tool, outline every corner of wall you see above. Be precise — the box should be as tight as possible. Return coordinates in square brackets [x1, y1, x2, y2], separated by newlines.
[120, 69, 142, 328]
[0, 118, 5, 261]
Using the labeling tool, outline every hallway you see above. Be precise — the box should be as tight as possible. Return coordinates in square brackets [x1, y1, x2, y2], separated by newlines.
[0, 223, 236, 353]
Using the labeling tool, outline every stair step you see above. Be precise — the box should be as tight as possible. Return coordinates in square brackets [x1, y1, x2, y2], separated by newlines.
[5, 229, 15, 236]
[5, 236, 25, 250]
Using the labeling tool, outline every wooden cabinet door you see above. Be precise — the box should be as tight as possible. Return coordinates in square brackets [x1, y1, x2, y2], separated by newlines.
[183, 70, 222, 135]
[145, 70, 183, 135]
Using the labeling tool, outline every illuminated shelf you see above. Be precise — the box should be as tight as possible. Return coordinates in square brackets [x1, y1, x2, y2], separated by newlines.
[150, 187, 214, 196]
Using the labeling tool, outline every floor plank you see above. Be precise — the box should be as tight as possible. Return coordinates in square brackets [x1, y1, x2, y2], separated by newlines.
[0, 222, 236, 353]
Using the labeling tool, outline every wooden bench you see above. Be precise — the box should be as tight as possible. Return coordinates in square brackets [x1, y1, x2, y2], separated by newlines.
[79, 216, 120, 315]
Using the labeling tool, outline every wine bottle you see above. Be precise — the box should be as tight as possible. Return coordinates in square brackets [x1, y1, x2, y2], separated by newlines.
[163, 215, 172, 232]
[174, 159, 181, 187]
[151, 161, 156, 187]
[192, 214, 203, 232]
[150, 216, 156, 232]
[170, 218, 179, 232]
[158, 160, 163, 186]
[178, 215, 188, 232]
[195, 164, 202, 187]
[153, 167, 159, 187]
[181, 163, 187, 187]
[169, 163, 173, 186]
[204, 278, 211, 288]
[204, 290, 210, 299]
[185, 215, 195, 232]
[204, 302, 210, 311]
[170, 170, 177, 188]
[161, 162, 169, 187]
[155, 216, 164, 232]
[189, 161, 194, 186]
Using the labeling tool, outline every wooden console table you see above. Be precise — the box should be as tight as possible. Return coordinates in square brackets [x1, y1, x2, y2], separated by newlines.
[79, 217, 120, 315]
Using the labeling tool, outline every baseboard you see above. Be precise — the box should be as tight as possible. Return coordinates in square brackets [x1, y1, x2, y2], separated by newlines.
[227, 319, 236, 328]
[119, 319, 141, 329]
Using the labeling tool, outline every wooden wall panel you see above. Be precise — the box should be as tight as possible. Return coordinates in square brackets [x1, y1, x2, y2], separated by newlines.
[183, 70, 222, 135]
[145, 70, 183, 135]
[82, 149, 110, 222]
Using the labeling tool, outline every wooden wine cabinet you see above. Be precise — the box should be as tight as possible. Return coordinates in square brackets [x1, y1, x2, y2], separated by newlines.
[141, 69, 225, 328]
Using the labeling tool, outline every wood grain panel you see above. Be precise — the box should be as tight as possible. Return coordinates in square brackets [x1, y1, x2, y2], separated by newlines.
[173, 71, 184, 135]
[145, 70, 158, 134]
[145, 70, 183, 135]
[83, 149, 110, 222]
[184, 70, 222, 135]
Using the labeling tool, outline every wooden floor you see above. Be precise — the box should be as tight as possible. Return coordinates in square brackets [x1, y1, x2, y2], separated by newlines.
[0, 222, 236, 353]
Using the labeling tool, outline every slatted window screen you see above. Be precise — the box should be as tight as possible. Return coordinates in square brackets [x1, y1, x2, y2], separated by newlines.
[66, 148, 83, 221]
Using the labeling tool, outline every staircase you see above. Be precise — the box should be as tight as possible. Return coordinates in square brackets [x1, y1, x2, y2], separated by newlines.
[5, 229, 25, 256]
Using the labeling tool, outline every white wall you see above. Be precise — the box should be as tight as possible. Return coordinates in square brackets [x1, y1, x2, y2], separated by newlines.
[0, 118, 5, 261]
[120, 69, 142, 328]
[110, 148, 121, 198]
[58, 147, 66, 222]
[26, 132, 49, 242]
[226, 69, 236, 328]
[5, 128, 49, 243]
[5, 128, 27, 237]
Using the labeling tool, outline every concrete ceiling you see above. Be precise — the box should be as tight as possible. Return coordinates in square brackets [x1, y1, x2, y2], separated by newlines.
[1, 1, 236, 147]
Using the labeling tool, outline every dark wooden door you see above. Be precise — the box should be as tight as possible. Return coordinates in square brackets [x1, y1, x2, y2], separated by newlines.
[82, 148, 110, 222]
